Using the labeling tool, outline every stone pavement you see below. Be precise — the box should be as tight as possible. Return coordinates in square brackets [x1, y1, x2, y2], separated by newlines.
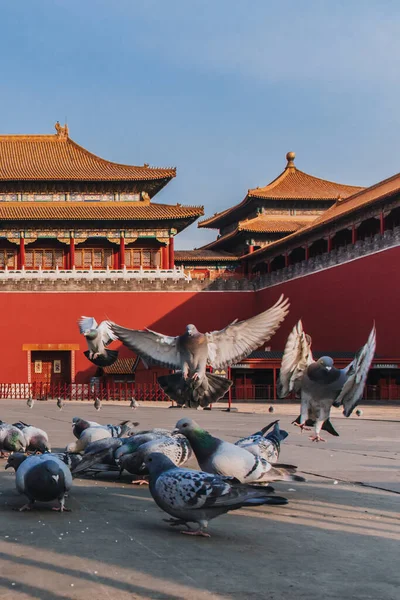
[0, 400, 398, 599]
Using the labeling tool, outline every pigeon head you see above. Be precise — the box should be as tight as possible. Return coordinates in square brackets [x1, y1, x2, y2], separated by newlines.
[84, 329, 98, 340]
[174, 418, 201, 435]
[8, 430, 26, 452]
[317, 356, 334, 371]
[145, 452, 177, 476]
[185, 324, 198, 337]
[5, 452, 28, 471]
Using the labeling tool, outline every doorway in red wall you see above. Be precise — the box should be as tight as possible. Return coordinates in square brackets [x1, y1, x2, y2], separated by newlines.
[31, 351, 71, 386]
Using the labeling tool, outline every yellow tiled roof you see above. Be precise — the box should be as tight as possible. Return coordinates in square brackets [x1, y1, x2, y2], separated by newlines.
[0, 202, 203, 221]
[0, 127, 176, 182]
[238, 213, 317, 233]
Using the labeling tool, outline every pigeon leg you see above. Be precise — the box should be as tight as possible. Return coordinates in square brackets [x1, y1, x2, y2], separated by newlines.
[181, 529, 210, 538]
[191, 372, 200, 381]
[17, 501, 34, 512]
[163, 518, 192, 530]
[294, 422, 311, 432]
[310, 420, 326, 442]
[52, 496, 71, 512]
[130, 478, 149, 485]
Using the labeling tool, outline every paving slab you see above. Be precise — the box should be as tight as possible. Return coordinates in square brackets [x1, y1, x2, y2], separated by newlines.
[0, 401, 399, 599]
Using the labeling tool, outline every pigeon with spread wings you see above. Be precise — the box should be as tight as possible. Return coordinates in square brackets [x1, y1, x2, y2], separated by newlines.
[278, 321, 376, 441]
[78, 316, 118, 367]
[111, 295, 290, 408]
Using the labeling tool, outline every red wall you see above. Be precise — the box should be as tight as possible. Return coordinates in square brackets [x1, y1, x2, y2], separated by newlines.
[0, 246, 398, 383]
[0, 291, 255, 382]
[256, 247, 400, 358]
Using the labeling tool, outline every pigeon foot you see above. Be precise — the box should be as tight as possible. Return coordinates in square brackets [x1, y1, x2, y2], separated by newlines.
[191, 373, 200, 381]
[130, 479, 149, 485]
[17, 503, 33, 512]
[294, 423, 311, 433]
[52, 506, 71, 512]
[181, 529, 210, 538]
[309, 435, 326, 442]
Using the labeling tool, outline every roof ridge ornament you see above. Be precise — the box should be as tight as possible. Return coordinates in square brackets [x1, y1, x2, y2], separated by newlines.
[55, 121, 69, 139]
[285, 151, 296, 169]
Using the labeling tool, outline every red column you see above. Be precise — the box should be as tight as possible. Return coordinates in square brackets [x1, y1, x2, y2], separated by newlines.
[248, 244, 254, 254]
[380, 211, 385, 235]
[169, 236, 174, 269]
[162, 245, 169, 269]
[267, 260, 271, 274]
[352, 224, 357, 244]
[69, 234, 75, 269]
[327, 235, 332, 252]
[120, 233, 125, 268]
[19, 235, 25, 269]
[272, 367, 277, 400]
[285, 252, 289, 267]
[305, 244, 309, 260]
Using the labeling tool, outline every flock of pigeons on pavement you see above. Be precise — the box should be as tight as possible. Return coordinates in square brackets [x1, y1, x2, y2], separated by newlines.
[0, 294, 376, 537]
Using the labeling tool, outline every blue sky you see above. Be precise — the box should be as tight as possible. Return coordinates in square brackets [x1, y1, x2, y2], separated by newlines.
[1, 0, 400, 249]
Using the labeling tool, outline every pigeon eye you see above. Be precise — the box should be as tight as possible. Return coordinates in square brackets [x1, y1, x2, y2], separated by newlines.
[182, 424, 188, 428]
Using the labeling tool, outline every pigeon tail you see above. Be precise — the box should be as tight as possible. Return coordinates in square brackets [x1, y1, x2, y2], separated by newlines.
[242, 496, 288, 506]
[83, 349, 119, 367]
[70, 447, 113, 474]
[157, 373, 232, 408]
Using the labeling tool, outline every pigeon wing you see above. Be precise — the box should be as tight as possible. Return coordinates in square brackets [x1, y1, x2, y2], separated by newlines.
[97, 320, 117, 347]
[335, 325, 376, 417]
[206, 295, 290, 369]
[111, 324, 181, 369]
[278, 320, 313, 398]
[155, 469, 232, 510]
[78, 316, 98, 334]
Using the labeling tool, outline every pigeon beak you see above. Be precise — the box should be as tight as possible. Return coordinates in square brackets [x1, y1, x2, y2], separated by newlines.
[52, 474, 60, 483]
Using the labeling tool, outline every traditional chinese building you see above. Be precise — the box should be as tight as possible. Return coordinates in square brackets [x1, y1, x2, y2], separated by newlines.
[175, 152, 363, 277]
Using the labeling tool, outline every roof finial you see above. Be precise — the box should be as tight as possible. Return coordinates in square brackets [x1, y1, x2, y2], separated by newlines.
[55, 121, 69, 139]
[286, 151, 296, 168]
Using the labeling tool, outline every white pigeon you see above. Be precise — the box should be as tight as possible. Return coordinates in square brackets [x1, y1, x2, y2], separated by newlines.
[78, 316, 118, 367]
[278, 321, 376, 442]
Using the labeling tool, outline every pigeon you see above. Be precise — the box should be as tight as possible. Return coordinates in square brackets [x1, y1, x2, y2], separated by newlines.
[235, 420, 288, 463]
[175, 418, 304, 485]
[57, 397, 63, 410]
[130, 397, 139, 409]
[6, 453, 73, 512]
[13, 422, 51, 453]
[145, 453, 288, 537]
[111, 295, 290, 408]
[66, 421, 137, 453]
[268, 406, 275, 413]
[94, 397, 102, 411]
[27, 397, 34, 409]
[0, 422, 26, 456]
[278, 321, 376, 442]
[78, 316, 118, 367]
[356, 409, 363, 417]
[69, 438, 126, 474]
[116, 434, 193, 483]
[6, 451, 86, 475]
[72, 417, 100, 439]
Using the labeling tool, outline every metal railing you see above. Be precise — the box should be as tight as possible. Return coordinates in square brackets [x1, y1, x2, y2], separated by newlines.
[0, 382, 398, 402]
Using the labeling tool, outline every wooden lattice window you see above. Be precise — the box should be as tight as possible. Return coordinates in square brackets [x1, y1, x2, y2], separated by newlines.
[25, 249, 64, 269]
[0, 249, 17, 269]
[125, 249, 161, 268]
[75, 248, 113, 269]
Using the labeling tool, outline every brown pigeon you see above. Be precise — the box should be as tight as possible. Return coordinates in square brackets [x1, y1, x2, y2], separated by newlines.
[111, 295, 290, 408]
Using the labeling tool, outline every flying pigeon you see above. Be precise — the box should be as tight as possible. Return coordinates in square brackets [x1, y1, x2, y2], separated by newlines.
[130, 397, 139, 409]
[78, 316, 118, 367]
[278, 321, 376, 442]
[235, 420, 288, 463]
[111, 295, 290, 408]
[6, 453, 73, 512]
[27, 397, 34, 409]
[175, 418, 304, 485]
[0, 422, 26, 456]
[145, 453, 288, 537]
[13, 422, 51, 453]
[94, 397, 101, 411]
[57, 397, 63, 410]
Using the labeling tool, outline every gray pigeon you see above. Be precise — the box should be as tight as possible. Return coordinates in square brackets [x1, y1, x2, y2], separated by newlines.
[130, 397, 139, 409]
[146, 453, 288, 537]
[0, 422, 26, 456]
[72, 417, 100, 439]
[111, 295, 290, 408]
[13, 422, 51, 453]
[78, 316, 118, 367]
[235, 420, 288, 463]
[278, 321, 376, 442]
[57, 397, 63, 410]
[94, 397, 101, 411]
[6, 453, 73, 512]
[175, 418, 304, 485]
[27, 397, 34, 409]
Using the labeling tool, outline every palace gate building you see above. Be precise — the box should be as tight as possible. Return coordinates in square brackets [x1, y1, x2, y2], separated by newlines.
[0, 124, 398, 402]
